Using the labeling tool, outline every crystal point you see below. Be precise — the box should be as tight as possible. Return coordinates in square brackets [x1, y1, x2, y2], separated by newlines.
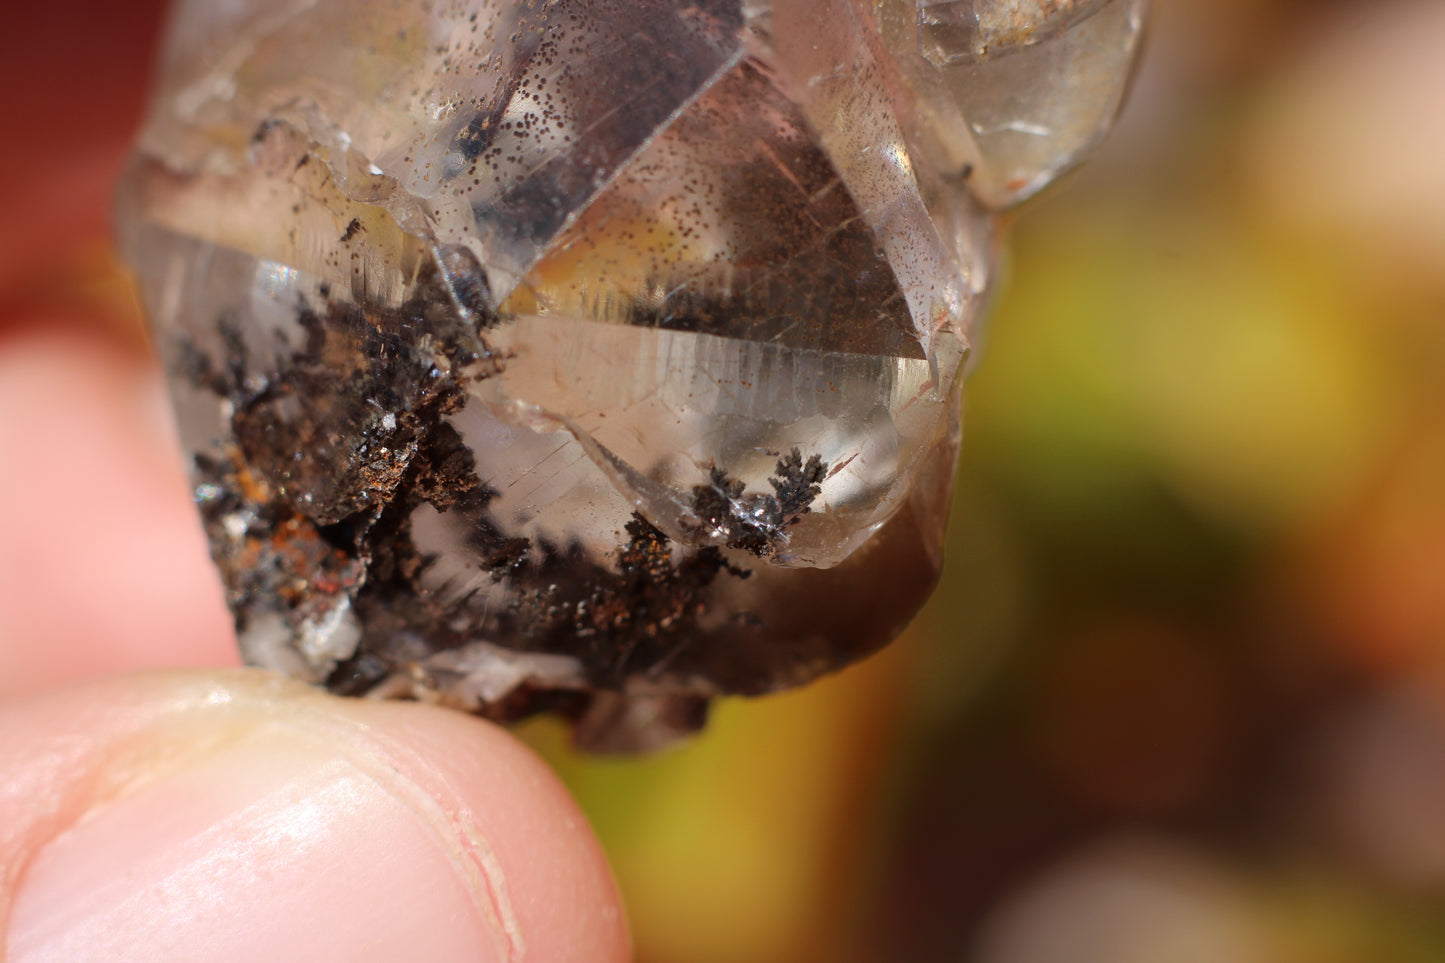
[118, 0, 1145, 750]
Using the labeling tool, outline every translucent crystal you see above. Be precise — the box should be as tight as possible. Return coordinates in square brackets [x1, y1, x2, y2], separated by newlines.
[883, 0, 1150, 204]
[118, 0, 1145, 750]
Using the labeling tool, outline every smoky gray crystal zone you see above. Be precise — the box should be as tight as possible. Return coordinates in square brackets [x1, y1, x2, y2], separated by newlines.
[118, 0, 1145, 750]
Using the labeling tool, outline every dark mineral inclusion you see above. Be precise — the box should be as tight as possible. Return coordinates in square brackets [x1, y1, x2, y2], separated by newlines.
[117, 0, 1146, 749]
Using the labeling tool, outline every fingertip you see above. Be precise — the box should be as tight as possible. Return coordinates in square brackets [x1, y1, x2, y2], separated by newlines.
[334, 695, 633, 963]
[0, 326, 236, 695]
[0, 671, 629, 963]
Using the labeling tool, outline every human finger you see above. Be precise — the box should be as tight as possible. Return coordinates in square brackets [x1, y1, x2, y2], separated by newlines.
[0, 669, 629, 963]
[0, 322, 235, 696]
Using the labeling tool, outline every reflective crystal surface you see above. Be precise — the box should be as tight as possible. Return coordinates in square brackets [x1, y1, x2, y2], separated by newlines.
[118, 0, 1146, 750]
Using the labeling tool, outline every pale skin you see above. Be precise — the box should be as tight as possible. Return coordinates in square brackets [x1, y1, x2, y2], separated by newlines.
[0, 5, 630, 960]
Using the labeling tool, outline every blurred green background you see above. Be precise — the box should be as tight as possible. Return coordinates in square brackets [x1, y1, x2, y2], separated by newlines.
[521, 1, 1445, 959]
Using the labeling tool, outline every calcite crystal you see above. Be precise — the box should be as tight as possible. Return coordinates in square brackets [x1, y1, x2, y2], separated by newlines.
[118, 0, 1146, 749]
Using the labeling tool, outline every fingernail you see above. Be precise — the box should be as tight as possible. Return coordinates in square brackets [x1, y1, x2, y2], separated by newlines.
[7, 729, 513, 963]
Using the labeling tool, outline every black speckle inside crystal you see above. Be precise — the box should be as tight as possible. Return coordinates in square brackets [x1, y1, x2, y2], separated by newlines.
[689, 448, 828, 557]
[541, 514, 751, 687]
[770, 448, 827, 519]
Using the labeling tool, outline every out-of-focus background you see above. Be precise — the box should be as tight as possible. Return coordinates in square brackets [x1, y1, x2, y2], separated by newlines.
[4, 0, 1445, 960]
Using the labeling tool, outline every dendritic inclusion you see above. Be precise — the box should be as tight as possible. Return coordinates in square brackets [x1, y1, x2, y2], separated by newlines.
[118, 0, 1146, 750]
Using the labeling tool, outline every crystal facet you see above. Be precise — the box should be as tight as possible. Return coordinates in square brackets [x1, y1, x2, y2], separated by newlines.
[118, 0, 1146, 750]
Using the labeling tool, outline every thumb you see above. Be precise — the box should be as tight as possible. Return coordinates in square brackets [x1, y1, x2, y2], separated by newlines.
[0, 670, 628, 963]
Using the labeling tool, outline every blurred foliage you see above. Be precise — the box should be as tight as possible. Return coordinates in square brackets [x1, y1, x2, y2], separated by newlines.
[522, 0, 1445, 960]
